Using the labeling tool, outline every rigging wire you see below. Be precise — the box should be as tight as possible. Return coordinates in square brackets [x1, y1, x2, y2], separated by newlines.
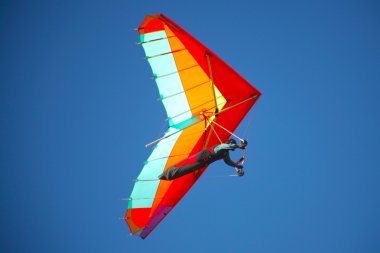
[129, 173, 240, 184]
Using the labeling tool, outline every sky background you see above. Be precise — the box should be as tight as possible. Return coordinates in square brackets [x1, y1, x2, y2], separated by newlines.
[1, 0, 380, 252]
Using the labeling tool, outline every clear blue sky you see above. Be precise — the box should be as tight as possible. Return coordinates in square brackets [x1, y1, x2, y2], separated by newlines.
[1, 0, 379, 252]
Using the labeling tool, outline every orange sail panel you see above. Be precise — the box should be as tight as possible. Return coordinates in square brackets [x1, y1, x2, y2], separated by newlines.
[125, 13, 261, 239]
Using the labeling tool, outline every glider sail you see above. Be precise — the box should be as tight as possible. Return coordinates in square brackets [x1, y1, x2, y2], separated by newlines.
[125, 13, 261, 239]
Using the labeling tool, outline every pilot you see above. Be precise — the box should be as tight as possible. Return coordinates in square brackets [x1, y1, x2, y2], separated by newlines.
[158, 139, 248, 180]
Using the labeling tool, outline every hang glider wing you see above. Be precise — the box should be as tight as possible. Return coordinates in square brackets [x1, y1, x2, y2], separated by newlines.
[125, 13, 261, 239]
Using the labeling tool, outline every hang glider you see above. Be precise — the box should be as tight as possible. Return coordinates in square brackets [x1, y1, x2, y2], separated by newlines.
[125, 13, 261, 239]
